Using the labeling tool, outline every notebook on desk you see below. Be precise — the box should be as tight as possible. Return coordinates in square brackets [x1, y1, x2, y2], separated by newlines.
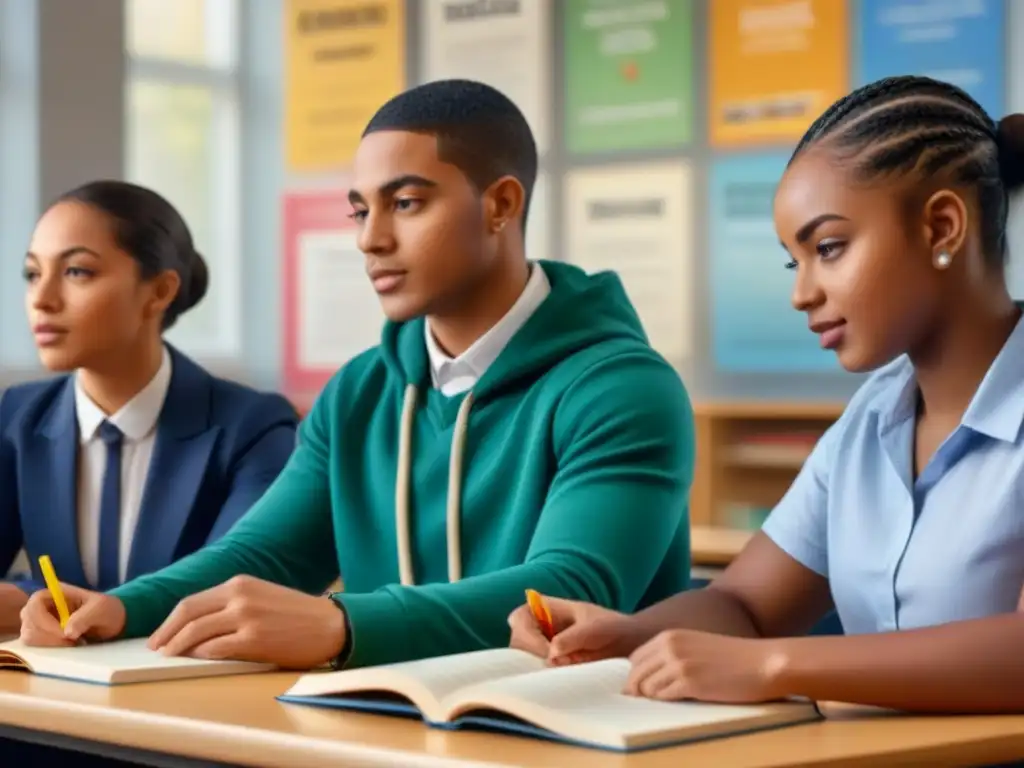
[0, 637, 274, 685]
[277, 648, 821, 752]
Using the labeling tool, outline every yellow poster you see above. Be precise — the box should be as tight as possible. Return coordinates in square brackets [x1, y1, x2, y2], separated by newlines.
[710, 0, 848, 147]
[285, 0, 405, 171]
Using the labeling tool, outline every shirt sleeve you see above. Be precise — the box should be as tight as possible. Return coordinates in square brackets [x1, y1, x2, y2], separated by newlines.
[760, 419, 840, 578]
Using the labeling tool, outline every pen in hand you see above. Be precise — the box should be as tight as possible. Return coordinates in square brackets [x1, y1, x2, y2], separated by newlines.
[525, 589, 555, 640]
[38, 555, 71, 631]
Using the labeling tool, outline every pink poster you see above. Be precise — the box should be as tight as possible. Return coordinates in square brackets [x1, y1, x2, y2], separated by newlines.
[281, 187, 384, 407]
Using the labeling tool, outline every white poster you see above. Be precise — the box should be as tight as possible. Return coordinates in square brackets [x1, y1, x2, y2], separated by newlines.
[298, 231, 384, 368]
[565, 162, 694, 363]
[420, 0, 550, 153]
[1008, 1, 1024, 299]
[526, 172, 548, 262]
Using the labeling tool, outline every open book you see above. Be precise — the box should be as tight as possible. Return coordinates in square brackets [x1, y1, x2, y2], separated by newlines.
[278, 648, 821, 752]
[0, 637, 274, 686]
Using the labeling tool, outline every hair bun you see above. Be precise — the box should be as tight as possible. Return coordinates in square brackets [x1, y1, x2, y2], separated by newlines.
[184, 250, 209, 311]
[997, 114, 1024, 193]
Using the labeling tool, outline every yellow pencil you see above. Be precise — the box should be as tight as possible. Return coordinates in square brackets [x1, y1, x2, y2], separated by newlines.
[38, 555, 70, 630]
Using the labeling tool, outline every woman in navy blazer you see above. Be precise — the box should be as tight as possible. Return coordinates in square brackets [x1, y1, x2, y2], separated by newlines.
[0, 180, 298, 633]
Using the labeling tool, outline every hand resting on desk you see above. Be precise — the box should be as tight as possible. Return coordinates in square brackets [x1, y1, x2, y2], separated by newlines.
[0, 584, 29, 635]
[508, 594, 785, 703]
[21, 575, 346, 670]
[143, 576, 345, 668]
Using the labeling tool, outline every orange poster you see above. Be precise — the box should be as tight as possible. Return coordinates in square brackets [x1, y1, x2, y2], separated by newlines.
[285, 0, 405, 171]
[710, 0, 849, 147]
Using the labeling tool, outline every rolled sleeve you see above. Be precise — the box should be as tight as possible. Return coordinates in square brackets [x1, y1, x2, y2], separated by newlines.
[760, 421, 839, 578]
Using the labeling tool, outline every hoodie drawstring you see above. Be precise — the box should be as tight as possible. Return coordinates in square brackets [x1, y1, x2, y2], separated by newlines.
[395, 384, 474, 586]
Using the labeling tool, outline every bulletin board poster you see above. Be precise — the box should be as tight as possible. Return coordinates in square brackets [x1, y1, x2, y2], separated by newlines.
[857, 0, 1005, 118]
[709, 153, 838, 372]
[564, 0, 693, 154]
[564, 162, 694, 364]
[282, 189, 385, 399]
[421, 0, 550, 153]
[1008, 1, 1024, 300]
[284, 0, 405, 172]
[709, 0, 848, 148]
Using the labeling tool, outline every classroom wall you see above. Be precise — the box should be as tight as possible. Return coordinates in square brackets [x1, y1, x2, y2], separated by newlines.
[0, 0, 1021, 404]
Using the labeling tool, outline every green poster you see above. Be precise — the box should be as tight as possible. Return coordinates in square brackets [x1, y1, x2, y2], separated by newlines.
[564, 0, 693, 153]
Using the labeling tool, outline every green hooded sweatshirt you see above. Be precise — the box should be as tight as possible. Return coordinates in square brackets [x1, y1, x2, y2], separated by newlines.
[111, 260, 695, 668]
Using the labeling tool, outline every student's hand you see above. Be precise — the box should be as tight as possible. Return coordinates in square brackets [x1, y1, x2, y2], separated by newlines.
[0, 584, 29, 635]
[624, 629, 786, 704]
[20, 585, 125, 646]
[508, 595, 642, 663]
[148, 576, 345, 669]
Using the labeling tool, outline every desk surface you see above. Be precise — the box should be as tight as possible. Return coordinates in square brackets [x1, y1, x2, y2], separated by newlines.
[0, 671, 1022, 767]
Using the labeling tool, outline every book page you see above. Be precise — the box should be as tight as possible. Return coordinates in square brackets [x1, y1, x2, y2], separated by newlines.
[286, 648, 545, 709]
[0, 638, 272, 681]
[449, 659, 816, 743]
[1, 638, 210, 671]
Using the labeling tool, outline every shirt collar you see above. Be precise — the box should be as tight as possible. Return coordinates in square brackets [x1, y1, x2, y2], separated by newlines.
[75, 346, 173, 443]
[877, 313, 1024, 443]
[425, 262, 551, 389]
[961, 313, 1024, 442]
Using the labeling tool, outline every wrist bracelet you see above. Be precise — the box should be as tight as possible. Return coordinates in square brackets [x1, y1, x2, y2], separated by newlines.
[325, 591, 353, 670]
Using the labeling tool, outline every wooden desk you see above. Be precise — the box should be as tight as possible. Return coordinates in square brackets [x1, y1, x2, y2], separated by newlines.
[0, 672, 1022, 767]
[691, 525, 753, 567]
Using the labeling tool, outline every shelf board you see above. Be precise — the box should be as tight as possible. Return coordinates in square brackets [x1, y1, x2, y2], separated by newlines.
[724, 443, 812, 469]
[691, 525, 754, 566]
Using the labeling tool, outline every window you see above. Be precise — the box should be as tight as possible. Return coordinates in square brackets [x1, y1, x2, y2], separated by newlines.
[125, 0, 241, 357]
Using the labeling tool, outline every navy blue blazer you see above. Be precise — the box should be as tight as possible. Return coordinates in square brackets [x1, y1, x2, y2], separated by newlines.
[0, 346, 299, 593]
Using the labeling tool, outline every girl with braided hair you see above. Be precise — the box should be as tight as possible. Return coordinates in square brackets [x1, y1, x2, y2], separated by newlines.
[507, 76, 1024, 713]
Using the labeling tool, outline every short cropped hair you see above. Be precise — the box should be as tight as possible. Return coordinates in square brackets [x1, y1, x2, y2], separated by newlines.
[363, 79, 538, 230]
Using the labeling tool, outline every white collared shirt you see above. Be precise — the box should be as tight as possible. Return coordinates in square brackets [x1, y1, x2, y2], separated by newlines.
[425, 262, 551, 396]
[74, 347, 172, 585]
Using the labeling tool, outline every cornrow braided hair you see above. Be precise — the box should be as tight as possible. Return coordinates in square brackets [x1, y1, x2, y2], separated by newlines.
[789, 75, 1024, 268]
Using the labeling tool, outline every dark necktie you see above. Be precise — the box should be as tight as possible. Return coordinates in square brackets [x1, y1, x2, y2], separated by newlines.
[96, 421, 124, 591]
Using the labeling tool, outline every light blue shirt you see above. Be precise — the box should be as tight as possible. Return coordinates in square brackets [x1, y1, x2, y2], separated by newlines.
[762, 315, 1024, 634]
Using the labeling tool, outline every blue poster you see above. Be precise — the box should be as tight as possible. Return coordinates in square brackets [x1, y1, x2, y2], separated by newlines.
[857, 0, 1005, 118]
[709, 153, 838, 373]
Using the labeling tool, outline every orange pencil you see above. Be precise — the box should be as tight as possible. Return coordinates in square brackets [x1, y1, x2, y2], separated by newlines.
[525, 589, 554, 640]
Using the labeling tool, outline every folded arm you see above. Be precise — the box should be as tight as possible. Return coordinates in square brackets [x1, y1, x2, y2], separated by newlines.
[767, 615, 1024, 713]
[644, 534, 1024, 712]
[617, 418, 1024, 713]
[337, 354, 696, 668]
[111, 396, 337, 637]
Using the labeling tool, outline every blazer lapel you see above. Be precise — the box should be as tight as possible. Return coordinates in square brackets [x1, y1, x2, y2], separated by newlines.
[22, 380, 88, 586]
[127, 347, 217, 580]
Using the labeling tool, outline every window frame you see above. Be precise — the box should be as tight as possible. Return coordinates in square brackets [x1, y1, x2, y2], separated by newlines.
[124, 0, 243, 359]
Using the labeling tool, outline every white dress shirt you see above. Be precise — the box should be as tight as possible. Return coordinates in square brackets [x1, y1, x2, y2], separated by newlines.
[74, 347, 172, 585]
[424, 262, 551, 396]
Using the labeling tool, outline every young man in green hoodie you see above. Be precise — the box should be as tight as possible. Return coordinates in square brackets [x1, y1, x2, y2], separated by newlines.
[19, 79, 696, 670]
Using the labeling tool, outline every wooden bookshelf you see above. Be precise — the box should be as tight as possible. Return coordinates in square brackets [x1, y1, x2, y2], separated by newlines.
[689, 400, 846, 548]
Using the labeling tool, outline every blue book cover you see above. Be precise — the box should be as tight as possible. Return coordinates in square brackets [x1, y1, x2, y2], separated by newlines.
[276, 649, 821, 753]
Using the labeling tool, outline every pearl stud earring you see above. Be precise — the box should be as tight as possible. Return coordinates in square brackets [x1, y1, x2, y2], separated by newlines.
[934, 251, 952, 269]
